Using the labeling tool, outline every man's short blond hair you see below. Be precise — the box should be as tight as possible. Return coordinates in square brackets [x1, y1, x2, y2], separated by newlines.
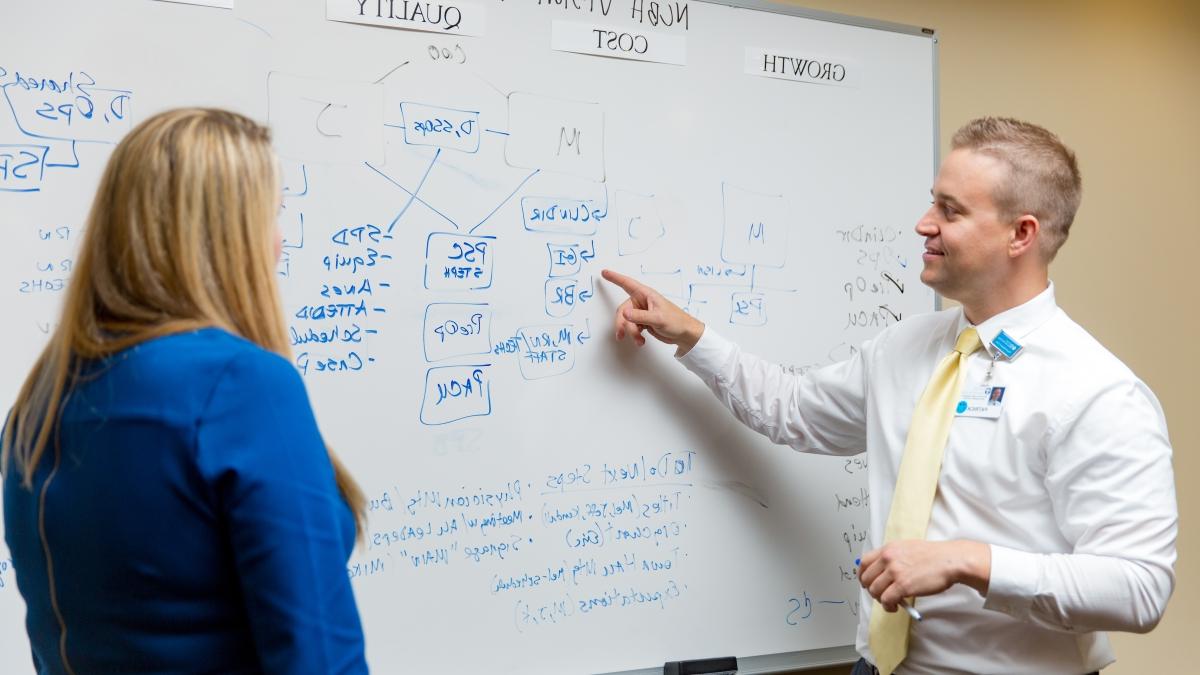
[951, 117, 1082, 261]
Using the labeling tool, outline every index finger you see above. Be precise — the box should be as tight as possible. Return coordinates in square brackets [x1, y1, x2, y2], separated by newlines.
[864, 542, 883, 564]
[601, 269, 647, 297]
[857, 547, 881, 583]
[859, 547, 881, 568]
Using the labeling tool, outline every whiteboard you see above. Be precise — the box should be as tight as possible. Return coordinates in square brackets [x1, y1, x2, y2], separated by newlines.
[0, 1, 936, 673]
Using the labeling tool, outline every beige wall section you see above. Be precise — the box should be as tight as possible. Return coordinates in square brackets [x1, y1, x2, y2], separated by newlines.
[765, 1, 1198, 673]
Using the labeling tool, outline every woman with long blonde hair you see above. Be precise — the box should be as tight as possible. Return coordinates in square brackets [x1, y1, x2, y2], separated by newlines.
[3, 108, 369, 674]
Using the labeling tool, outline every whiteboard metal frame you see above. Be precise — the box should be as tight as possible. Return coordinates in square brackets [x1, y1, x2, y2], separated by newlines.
[703, 0, 936, 38]
[599, 645, 861, 674]
[0, 0, 940, 671]
[601, 1, 940, 672]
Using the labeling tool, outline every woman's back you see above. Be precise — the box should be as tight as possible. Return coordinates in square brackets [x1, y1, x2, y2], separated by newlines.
[4, 328, 366, 674]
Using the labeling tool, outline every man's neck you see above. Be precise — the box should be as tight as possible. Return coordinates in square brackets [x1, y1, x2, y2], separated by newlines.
[960, 272, 1049, 325]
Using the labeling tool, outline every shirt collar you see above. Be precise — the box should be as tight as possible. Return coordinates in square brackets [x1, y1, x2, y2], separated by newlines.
[957, 282, 1059, 359]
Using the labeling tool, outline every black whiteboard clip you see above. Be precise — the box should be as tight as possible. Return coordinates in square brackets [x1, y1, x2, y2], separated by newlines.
[663, 656, 738, 675]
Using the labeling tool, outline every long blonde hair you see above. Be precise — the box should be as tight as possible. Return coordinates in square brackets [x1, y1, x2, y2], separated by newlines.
[2, 108, 366, 538]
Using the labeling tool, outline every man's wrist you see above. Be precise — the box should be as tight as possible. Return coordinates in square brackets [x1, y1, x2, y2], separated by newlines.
[674, 318, 706, 358]
[953, 539, 992, 596]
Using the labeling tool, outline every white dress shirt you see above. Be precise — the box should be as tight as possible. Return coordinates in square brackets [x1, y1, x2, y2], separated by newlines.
[679, 283, 1177, 674]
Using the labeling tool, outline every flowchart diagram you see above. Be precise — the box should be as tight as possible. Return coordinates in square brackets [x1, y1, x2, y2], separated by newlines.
[265, 55, 854, 429]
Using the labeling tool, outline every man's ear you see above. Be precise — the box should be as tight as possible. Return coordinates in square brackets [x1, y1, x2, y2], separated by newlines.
[1010, 214, 1040, 259]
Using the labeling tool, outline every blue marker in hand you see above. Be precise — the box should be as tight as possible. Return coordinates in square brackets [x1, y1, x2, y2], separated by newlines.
[856, 558, 923, 622]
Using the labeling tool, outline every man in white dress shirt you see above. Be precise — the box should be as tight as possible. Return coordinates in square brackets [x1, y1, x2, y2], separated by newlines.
[602, 118, 1176, 674]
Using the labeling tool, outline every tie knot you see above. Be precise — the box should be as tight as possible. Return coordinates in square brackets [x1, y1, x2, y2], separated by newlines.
[955, 327, 982, 355]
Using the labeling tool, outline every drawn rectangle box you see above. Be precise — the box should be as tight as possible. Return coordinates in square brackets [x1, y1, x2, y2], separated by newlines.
[423, 303, 492, 362]
[0, 144, 49, 192]
[267, 71, 383, 164]
[729, 292, 767, 326]
[720, 183, 788, 268]
[2, 81, 132, 143]
[505, 92, 604, 182]
[616, 190, 664, 256]
[420, 364, 493, 426]
[544, 277, 592, 318]
[545, 242, 583, 278]
[521, 196, 603, 235]
[399, 102, 481, 153]
[424, 232, 496, 291]
[515, 325, 576, 380]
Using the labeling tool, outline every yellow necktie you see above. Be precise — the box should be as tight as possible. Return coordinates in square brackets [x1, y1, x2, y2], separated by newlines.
[869, 327, 983, 675]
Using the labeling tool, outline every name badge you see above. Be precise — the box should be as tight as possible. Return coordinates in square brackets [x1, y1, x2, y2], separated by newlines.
[991, 330, 1023, 360]
[955, 384, 1006, 419]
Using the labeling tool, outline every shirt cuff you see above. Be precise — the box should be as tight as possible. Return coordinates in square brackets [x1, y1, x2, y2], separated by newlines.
[983, 544, 1039, 620]
[678, 326, 733, 376]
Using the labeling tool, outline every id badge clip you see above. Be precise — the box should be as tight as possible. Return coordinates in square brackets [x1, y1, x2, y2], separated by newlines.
[991, 330, 1023, 360]
[984, 329, 1022, 385]
[975, 328, 1022, 408]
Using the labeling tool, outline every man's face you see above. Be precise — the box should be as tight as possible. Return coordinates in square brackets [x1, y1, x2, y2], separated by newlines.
[915, 148, 1015, 306]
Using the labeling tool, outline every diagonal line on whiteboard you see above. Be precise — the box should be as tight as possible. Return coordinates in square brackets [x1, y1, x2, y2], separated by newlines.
[236, 17, 272, 38]
[473, 73, 510, 99]
[374, 61, 410, 84]
[363, 152, 458, 232]
[468, 169, 539, 234]
[387, 148, 441, 233]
